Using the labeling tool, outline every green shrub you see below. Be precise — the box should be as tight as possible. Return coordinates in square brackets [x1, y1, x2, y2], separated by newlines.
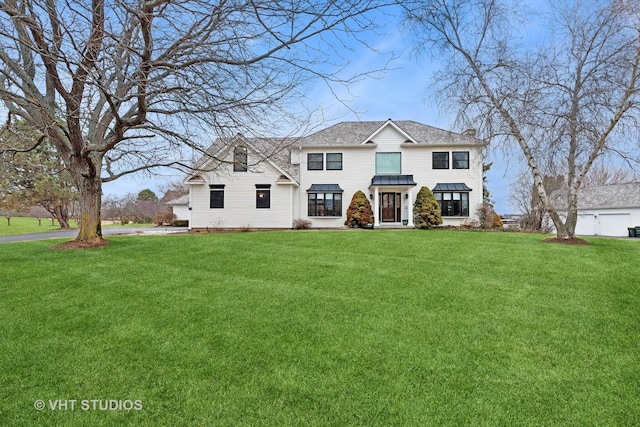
[413, 186, 442, 229]
[345, 190, 374, 228]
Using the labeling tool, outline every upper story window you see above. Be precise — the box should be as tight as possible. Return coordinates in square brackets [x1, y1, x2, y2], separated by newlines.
[307, 153, 324, 170]
[432, 152, 449, 169]
[209, 185, 225, 209]
[452, 151, 469, 169]
[326, 153, 343, 170]
[233, 146, 248, 172]
[376, 152, 401, 174]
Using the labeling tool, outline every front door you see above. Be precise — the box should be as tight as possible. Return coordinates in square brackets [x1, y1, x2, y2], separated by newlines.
[381, 193, 401, 222]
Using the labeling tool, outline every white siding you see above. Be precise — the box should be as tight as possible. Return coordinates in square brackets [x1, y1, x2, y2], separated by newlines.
[298, 124, 484, 228]
[189, 122, 485, 229]
[402, 146, 484, 227]
[172, 204, 190, 221]
[298, 146, 376, 228]
[189, 150, 295, 229]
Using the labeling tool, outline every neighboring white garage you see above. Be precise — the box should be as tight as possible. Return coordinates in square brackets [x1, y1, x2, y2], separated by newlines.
[563, 182, 640, 237]
[167, 194, 190, 222]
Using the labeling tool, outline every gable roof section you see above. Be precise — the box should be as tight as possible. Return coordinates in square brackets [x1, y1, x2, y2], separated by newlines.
[366, 119, 418, 144]
[188, 134, 298, 184]
[298, 120, 485, 146]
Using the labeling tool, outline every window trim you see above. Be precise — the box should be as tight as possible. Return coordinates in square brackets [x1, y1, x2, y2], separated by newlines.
[308, 192, 343, 217]
[326, 153, 343, 170]
[307, 153, 324, 170]
[434, 191, 470, 217]
[452, 151, 470, 169]
[375, 152, 402, 175]
[209, 184, 225, 209]
[432, 152, 450, 169]
[255, 184, 271, 209]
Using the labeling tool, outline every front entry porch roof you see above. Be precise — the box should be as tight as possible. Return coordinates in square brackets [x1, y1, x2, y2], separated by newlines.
[370, 174, 417, 186]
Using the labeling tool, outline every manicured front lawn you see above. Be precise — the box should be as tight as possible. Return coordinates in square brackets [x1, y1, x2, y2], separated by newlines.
[1, 231, 638, 426]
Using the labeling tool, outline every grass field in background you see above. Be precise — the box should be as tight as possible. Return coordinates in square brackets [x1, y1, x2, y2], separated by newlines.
[1, 231, 638, 426]
[0, 216, 69, 236]
[0, 217, 154, 237]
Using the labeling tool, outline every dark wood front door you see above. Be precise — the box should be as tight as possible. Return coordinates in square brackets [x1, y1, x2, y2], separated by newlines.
[381, 193, 401, 222]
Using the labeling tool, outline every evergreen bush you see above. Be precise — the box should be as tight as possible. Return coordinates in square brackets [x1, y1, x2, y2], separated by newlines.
[413, 186, 442, 229]
[345, 190, 374, 228]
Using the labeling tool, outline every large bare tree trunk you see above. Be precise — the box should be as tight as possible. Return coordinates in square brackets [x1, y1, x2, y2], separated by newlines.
[74, 178, 102, 242]
[70, 154, 104, 244]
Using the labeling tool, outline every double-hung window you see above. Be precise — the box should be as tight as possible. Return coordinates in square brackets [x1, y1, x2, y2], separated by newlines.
[307, 153, 324, 170]
[452, 151, 469, 169]
[326, 153, 343, 170]
[432, 152, 449, 169]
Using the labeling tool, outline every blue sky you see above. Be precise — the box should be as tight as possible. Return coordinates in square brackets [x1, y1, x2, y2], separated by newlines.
[103, 7, 518, 213]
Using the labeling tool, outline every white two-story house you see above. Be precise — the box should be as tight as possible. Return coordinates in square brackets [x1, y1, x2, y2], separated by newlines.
[185, 119, 486, 229]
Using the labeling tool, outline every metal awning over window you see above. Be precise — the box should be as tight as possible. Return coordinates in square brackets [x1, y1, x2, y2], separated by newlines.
[433, 183, 472, 191]
[370, 175, 417, 186]
[307, 184, 343, 192]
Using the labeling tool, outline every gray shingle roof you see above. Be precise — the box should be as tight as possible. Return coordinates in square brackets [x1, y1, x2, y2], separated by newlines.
[552, 182, 640, 210]
[576, 182, 640, 209]
[299, 120, 484, 146]
[167, 194, 189, 205]
[193, 120, 484, 181]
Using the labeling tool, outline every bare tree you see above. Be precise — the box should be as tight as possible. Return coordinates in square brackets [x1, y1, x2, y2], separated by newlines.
[0, 0, 395, 246]
[581, 163, 636, 188]
[404, 0, 640, 239]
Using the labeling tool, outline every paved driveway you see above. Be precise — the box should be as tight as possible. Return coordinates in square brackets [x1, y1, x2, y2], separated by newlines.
[0, 227, 188, 243]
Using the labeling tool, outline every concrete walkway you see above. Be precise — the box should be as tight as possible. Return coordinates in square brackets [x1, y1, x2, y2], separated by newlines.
[0, 227, 188, 243]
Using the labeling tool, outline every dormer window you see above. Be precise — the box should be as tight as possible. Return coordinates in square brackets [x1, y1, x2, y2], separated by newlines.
[234, 146, 248, 172]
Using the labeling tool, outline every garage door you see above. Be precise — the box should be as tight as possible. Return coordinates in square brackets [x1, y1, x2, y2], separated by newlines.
[575, 214, 596, 236]
[598, 213, 631, 237]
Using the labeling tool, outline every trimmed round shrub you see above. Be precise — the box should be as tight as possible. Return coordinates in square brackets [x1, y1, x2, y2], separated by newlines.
[413, 186, 442, 229]
[345, 190, 374, 228]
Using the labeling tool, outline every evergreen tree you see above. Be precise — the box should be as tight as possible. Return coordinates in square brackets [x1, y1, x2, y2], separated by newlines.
[413, 186, 442, 229]
[345, 190, 374, 228]
[0, 120, 77, 228]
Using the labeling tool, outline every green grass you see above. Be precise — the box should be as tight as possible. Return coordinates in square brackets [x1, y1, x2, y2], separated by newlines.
[0, 217, 151, 237]
[0, 216, 71, 236]
[1, 231, 638, 426]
